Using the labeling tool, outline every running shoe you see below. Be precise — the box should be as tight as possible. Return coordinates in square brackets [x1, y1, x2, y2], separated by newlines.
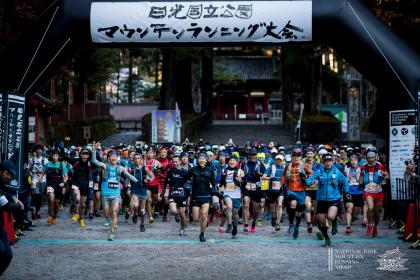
[332, 224, 338, 235]
[153, 212, 159, 220]
[48, 215, 54, 224]
[345, 226, 352, 234]
[140, 225, 146, 232]
[162, 215, 168, 222]
[250, 226, 256, 233]
[149, 216, 154, 224]
[316, 230, 324, 240]
[218, 227, 225, 233]
[271, 217, 276, 227]
[199, 233, 206, 242]
[52, 218, 57, 225]
[232, 225, 238, 237]
[287, 224, 294, 233]
[307, 224, 313, 233]
[175, 214, 180, 223]
[31, 211, 36, 220]
[78, 219, 86, 228]
[366, 225, 373, 237]
[226, 224, 233, 234]
[88, 214, 94, 220]
[108, 233, 114, 241]
[125, 212, 130, 222]
[372, 226, 378, 238]
[95, 211, 101, 218]
[323, 238, 331, 247]
[179, 229, 186, 236]
[243, 225, 249, 232]
[132, 215, 138, 224]
[292, 225, 299, 239]
[275, 224, 281, 232]
[257, 220, 263, 227]
[71, 214, 79, 223]
[104, 219, 111, 227]
[59, 204, 64, 210]
[361, 219, 368, 227]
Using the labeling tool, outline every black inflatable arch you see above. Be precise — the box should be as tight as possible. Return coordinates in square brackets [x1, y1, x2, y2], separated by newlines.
[1, 0, 420, 103]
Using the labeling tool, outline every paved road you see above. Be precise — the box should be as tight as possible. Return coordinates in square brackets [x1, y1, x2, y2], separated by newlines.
[3, 207, 419, 280]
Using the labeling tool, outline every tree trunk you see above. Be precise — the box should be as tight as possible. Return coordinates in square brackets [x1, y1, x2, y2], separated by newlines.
[159, 48, 176, 110]
[128, 50, 133, 103]
[201, 48, 213, 119]
[175, 51, 193, 113]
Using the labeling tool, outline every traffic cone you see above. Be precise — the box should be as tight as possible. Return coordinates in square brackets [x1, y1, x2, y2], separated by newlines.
[403, 203, 419, 241]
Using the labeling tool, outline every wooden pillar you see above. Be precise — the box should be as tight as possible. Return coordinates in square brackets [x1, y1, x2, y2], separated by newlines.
[216, 93, 221, 115]
[264, 93, 269, 112]
[201, 48, 213, 120]
[34, 108, 39, 146]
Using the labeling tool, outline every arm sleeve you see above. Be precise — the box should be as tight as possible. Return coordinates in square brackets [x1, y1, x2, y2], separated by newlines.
[339, 172, 350, 193]
[210, 169, 216, 190]
[123, 170, 138, 183]
[91, 149, 103, 167]
[306, 170, 319, 186]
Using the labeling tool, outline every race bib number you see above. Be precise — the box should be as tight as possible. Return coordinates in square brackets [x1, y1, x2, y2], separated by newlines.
[349, 178, 358, 185]
[226, 183, 237, 190]
[94, 183, 99, 191]
[246, 183, 257, 191]
[108, 181, 119, 189]
[366, 183, 380, 192]
[46, 186, 54, 193]
[272, 181, 281, 191]
[89, 181, 94, 189]
[172, 188, 185, 198]
[261, 179, 269, 190]
[72, 185, 79, 191]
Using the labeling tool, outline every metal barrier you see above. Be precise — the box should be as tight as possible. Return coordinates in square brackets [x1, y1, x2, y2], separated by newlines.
[395, 179, 420, 247]
[395, 178, 419, 201]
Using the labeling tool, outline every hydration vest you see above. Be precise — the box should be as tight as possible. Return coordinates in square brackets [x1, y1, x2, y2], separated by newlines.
[46, 163, 64, 186]
[101, 163, 121, 183]
[285, 163, 305, 181]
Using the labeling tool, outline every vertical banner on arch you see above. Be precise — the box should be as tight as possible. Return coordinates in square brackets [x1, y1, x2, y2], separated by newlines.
[389, 109, 416, 199]
[1, 91, 26, 188]
[91, 1, 312, 44]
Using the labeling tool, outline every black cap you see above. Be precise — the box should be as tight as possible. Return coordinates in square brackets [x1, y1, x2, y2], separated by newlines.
[322, 153, 334, 161]
[80, 149, 91, 155]
[249, 148, 257, 155]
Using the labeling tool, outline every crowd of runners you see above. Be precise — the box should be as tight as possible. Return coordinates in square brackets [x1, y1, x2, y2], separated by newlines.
[1, 139, 390, 251]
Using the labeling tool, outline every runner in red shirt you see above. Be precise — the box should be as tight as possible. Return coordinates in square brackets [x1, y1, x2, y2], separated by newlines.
[360, 150, 389, 237]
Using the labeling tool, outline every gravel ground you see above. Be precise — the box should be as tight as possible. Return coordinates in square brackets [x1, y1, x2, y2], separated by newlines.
[2, 206, 419, 280]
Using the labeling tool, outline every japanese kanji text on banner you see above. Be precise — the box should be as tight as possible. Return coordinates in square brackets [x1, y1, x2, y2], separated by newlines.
[91, 1, 312, 43]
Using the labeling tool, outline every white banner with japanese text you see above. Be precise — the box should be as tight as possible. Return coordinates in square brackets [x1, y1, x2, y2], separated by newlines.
[91, 1, 312, 43]
[1, 91, 26, 189]
[389, 110, 416, 199]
